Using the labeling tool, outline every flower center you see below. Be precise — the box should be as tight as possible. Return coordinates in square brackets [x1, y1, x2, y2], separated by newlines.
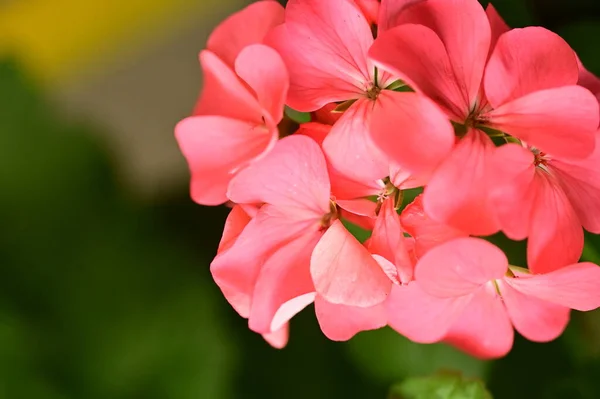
[366, 84, 381, 100]
[320, 200, 339, 230]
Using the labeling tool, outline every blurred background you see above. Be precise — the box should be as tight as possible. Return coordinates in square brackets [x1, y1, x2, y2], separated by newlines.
[1, 0, 600, 398]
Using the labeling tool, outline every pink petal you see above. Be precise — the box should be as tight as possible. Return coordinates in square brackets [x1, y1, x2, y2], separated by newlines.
[311, 220, 392, 307]
[193, 50, 263, 121]
[486, 86, 598, 160]
[207, 0, 285, 68]
[228, 135, 331, 218]
[314, 294, 387, 341]
[578, 56, 600, 103]
[312, 103, 343, 125]
[175, 116, 274, 205]
[423, 129, 500, 236]
[370, 91, 454, 176]
[484, 27, 579, 107]
[505, 262, 600, 311]
[527, 171, 584, 274]
[218, 205, 253, 253]
[323, 99, 389, 182]
[400, 195, 467, 258]
[354, 0, 380, 25]
[487, 144, 537, 240]
[295, 122, 331, 147]
[234, 44, 289, 125]
[415, 238, 508, 298]
[336, 199, 377, 219]
[268, 0, 374, 111]
[389, 162, 427, 190]
[270, 293, 317, 333]
[372, 255, 401, 285]
[378, 0, 422, 32]
[498, 279, 570, 342]
[551, 136, 600, 233]
[210, 205, 319, 318]
[262, 323, 289, 349]
[395, 0, 491, 114]
[248, 231, 321, 334]
[370, 24, 467, 120]
[444, 284, 514, 359]
[486, 3, 510, 53]
[386, 283, 471, 343]
[369, 198, 414, 283]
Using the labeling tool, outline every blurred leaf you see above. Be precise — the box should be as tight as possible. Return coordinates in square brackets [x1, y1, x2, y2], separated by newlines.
[342, 219, 372, 243]
[558, 21, 600, 74]
[284, 106, 311, 123]
[389, 371, 492, 399]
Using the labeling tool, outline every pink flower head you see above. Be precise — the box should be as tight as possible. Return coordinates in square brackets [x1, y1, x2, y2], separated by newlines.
[269, 0, 454, 183]
[404, 237, 600, 359]
[369, 0, 599, 235]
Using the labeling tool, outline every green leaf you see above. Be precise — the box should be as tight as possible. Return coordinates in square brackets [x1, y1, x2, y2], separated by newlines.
[284, 106, 311, 123]
[389, 371, 492, 399]
[342, 219, 372, 243]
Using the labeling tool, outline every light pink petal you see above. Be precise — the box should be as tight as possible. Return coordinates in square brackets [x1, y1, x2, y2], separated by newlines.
[498, 280, 570, 342]
[268, 0, 374, 111]
[369, 198, 414, 283]
[444, 285, 514, 359]
[311, 220, 392, 307]
[314, 295, 387, 341]
[207, 0, 285, 68]
[551, 135, 600, 233]
[372, 255, 401, 285]
[336, 199, 377, 219]
[295, 122, 331, 147]
[175, 116, 274, 206]
[395, 0, 491, 114]
[210, 205, 319, 318]
[389, 162, 427, 190]
[415, 237, 508, 298]
[378, 0, 422, 32]
[486, 3, 510, 53]
[506, 262, 600, 311]
[218, 205, 253, 253]
[193, 50, 263, 122]
[386, 283, 471, 343]
[228, 135, 331, 217]
[486, 86, 598, 160]
[370, 24, 466, 120]
[262, 323, 289, 349]
[423, 129, 500, 236]
[399, 194, 467, 258]
[578, 57, 600, 103]
[235, 44, 289, 124]
[484, 27, 579, 107]
[323, 99, 389, 182]
[370, 91, 454, 176]
[248, 231, 321, 334]
[487, 144, 536, 240]
[527, 171, 584, 274]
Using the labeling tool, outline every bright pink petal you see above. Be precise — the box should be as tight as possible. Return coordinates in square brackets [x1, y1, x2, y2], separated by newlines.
[487, 144, 537, 240]
[234, 44, 289, 124]
[311, 220, 392, 307]
[323, 99, 389, 182]
[486, 3, 510, 53]
[228, 135, 331, 217]
[268, 0, 374, 111]
[175, 116, 274, 205]
[354, 0, 380, 24]
[312, 103, 343, 125]
[193, 50, 263, 121]
[295, 122, 331, 147]
[248, 231, 321, 334]
[210, 205, 319, 318]
[395, 0, 491, 114]
[386, 283, 471, 343]
[505, 262, 600, 311]
[498, 280, 570, 342]
[415, 238, 508, 298]
[444, 284, 514, 359]
[314, 295, 387, 341]
[378, 0, 422, 32]
[330, 170, 382, 201]
[262, 323, 289, 349]
[207, 0, 285, 68]
[423, 129, 500, 236]
[370, 24, 466, 120]
[218, 205, 252, 253]
[370, 91, 454, 176]
[527, 171, 584, 274]
[484, 27, 579, 107]
[400, 195, 467, 258]
[551, 136, 600, 233]
[486, 86, 598, 160]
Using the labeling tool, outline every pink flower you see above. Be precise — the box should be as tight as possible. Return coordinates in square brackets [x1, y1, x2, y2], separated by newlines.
[397, 237, 600, 359]
[268, 0, 454, 183]
[369, 0, 599, 235]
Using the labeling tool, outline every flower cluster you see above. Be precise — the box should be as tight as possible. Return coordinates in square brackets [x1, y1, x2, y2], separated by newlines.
[175, 0, 600, 358]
